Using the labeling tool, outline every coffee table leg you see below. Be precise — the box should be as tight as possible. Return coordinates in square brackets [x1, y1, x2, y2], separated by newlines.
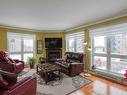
[59, 71, 60, 80]
[45, 72, 48, 84]
[36, 65, 38, 73]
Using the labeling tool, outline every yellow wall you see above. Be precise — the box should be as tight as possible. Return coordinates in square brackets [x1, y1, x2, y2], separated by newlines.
[66, 16, 127, 70]
[0, 27, 64, 62]
[0, 16, 127, 69]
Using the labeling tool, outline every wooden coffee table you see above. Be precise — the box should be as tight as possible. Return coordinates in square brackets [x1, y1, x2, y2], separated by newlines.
[36, 63, 61, 84]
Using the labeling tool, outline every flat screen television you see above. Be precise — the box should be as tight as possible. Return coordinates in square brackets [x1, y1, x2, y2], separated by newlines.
[45, 38, 62, 48]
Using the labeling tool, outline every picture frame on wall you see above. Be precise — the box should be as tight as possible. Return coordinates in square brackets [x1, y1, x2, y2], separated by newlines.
[37, 40, 43, 54]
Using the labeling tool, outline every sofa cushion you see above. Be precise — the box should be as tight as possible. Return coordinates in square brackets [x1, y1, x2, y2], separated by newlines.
[0, 74, 8, 88]
[0, 70, 17, 83]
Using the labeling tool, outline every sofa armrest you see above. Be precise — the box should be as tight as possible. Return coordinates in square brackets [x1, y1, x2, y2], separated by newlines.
[15, 62, 24, 67]
[7, 76, 30, 90]
[69, 63, 84, 76]
[13, 59, 24, 64]
[14, 60, 25, 71]
[7, 76, 37, 95]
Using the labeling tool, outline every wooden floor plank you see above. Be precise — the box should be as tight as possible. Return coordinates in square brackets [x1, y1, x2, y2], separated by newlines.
[70, 75, 127, 95]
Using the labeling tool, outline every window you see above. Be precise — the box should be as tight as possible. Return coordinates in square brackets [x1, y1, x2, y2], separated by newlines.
[90, 23, 127, 75]
[66, 32, 84, 53]
[7, 32, 36, 62]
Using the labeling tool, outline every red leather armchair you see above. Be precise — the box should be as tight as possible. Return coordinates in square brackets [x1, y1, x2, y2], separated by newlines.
[0, 51, 24, 74]
[0, 71, 37, 95]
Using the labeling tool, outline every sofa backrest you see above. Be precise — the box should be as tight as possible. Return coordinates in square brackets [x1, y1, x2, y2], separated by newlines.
[65, 52, 84, 63]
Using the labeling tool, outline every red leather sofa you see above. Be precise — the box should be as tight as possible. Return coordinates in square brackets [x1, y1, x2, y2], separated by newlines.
[0, 51, 24, 74]
[0, 70, 37, 95]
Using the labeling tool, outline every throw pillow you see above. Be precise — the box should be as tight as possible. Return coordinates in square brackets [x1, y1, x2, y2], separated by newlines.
[0, 70, 17, 83]
[0, 74, 8, 88]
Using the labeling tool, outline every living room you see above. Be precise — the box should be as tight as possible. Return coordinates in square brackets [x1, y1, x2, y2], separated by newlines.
[0, 0, 127, 95]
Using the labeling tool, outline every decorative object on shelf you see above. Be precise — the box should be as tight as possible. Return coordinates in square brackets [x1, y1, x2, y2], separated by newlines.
[37, 40, 43, 54]
[28, 57, 36, 69]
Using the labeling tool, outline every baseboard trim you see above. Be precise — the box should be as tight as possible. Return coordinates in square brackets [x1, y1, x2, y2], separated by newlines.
[89, 70, 127, 86]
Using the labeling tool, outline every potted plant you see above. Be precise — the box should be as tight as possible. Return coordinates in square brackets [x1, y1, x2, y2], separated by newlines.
[28, 57, 36, 69]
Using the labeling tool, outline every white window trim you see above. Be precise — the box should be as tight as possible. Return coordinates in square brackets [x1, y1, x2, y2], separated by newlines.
[7, 32, 36, 61]
[90, 22, 127, 75]
[66, 32, 85, 53]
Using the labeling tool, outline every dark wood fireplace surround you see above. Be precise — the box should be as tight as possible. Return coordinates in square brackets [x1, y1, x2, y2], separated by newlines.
[46, 49, 62, 63]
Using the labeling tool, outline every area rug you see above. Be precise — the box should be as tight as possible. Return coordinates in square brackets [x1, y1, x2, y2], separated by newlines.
[36, 73, 92, 95]
[18, 69, 92, 95]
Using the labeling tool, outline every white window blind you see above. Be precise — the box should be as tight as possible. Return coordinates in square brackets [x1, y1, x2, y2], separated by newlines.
[90, 22, 127, 75]
[7, 32, 36, 62]
[66, 32, 84, 53]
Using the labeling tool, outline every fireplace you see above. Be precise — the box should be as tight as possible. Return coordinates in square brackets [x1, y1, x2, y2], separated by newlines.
[46, 49, 62, 63]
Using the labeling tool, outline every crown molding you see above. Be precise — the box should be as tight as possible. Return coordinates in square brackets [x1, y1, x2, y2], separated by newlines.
[65, 14, 127, 32]
[0, 24, 65, 33]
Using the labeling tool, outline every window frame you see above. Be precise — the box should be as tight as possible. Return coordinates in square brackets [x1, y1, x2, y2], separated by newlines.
[66, 32, 85, 53]
[7, 32, 36, 62]
[90, 23, 127, 75]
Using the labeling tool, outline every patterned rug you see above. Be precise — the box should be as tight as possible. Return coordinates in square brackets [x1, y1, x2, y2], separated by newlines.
[19, 69, 92, 95]
[36, 72, 92, 95]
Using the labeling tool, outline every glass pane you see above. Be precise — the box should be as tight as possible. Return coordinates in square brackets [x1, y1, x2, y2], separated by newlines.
[10, 54, 21, 60]
[24, 53, 33, 62]
[94, 36, 107, 53]
[8, 37, 21, 52]
[111, 33, 127, 55]
[68, 38, 75, 52]
[76, 37, 84, 52]
[94, 56, 107, 70]
[111, 58, 127, 74]
[23, 39, 34, 52]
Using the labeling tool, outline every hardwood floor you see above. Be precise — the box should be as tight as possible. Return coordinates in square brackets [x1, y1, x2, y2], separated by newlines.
[70, 75, 127, 95]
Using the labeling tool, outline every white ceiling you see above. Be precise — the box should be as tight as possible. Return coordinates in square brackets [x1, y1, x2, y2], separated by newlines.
[0, 0, 127, 31]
